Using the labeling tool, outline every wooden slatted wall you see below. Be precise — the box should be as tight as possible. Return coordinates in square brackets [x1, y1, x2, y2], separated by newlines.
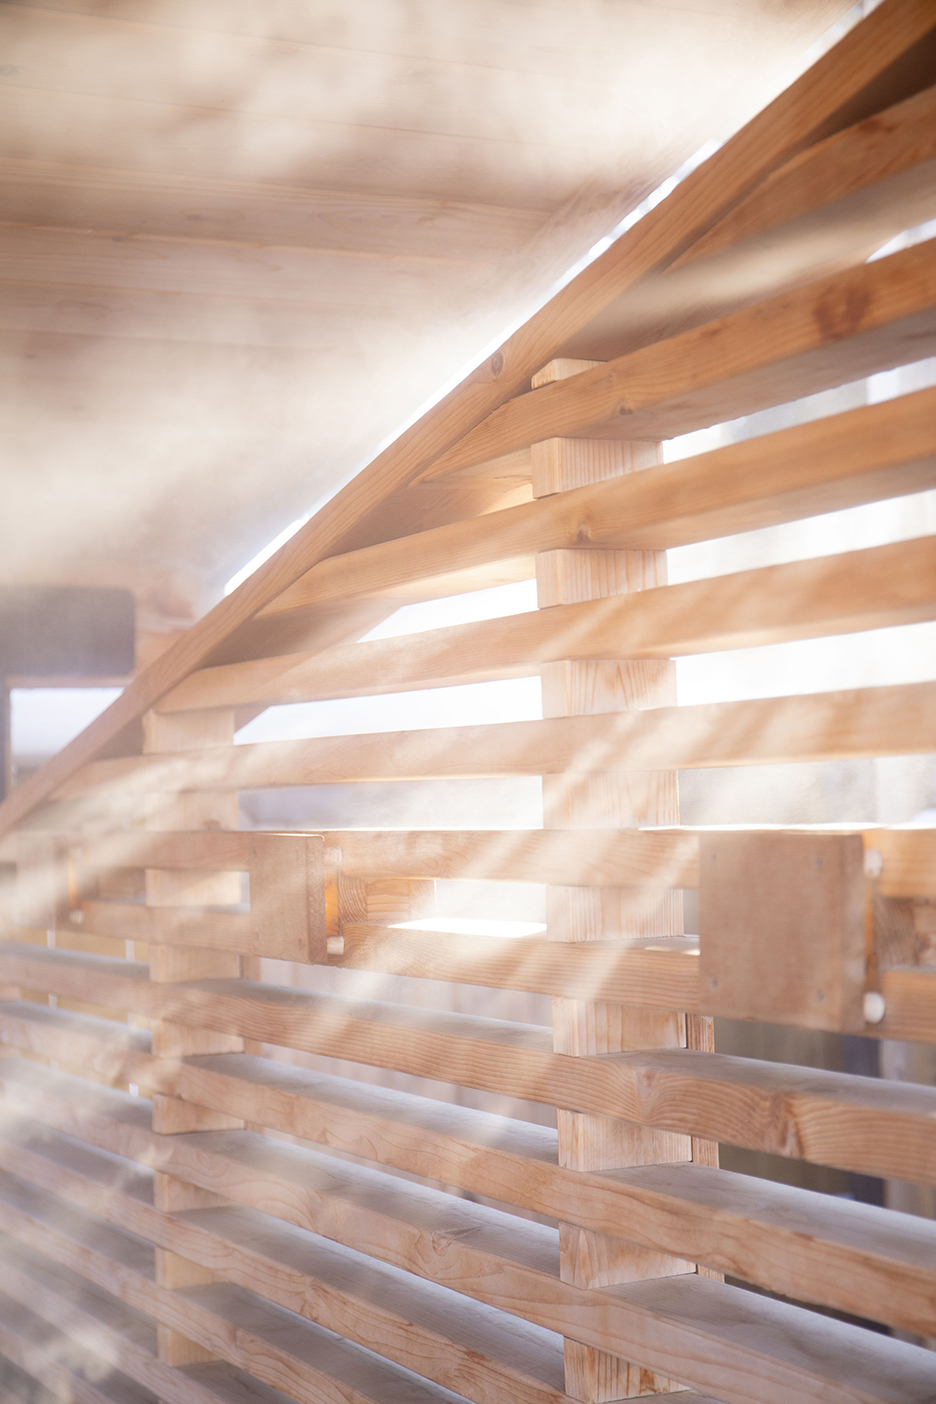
[1, 4, 936, 1402]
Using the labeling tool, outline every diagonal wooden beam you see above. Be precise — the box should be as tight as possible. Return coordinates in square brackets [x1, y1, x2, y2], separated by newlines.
[0, 0, 933, 841]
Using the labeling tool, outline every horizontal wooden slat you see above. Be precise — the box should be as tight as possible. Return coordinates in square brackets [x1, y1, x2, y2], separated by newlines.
[155, 535, 936, 710]
[73, 901, 701, 1005]
[1, 1001, 927, 1264]
[57, 680, 936, 811]
[71, 828, 699, 891]
[0, 1225, 478, 1404]
[3, 950, 936, 1161]
[11, 903, 935, 1039]
[336, 926, 700, 1007]
[69, 828, 252, 871]
[1, 1234, 925, 1404]
[676, 83, 936, 270]
[61, 821, 936, 900]
[0, 1001, 929, 1216]
[325, 823, 936, 901]
[0, 1072, 935, 1400]
[0, 1176, 564, 1404]
[267, 385, 936, 615]
[0, 1234, 331, 1404]
[337, 921, 932, 1045]
[78, 900, 253, 954]
[0, 1289, 155, 1404]
[427, 238, 936, 473]
[0, 1201, 769, 1404]
[557, 82, 936, 361]
[4, 1033, 936, 1340]
[4, 823, 925, 909]
[0, 1158, 636, 1404]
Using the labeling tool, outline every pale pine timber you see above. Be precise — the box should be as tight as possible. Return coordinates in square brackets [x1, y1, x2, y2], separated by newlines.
[0, 1083, 931, 1404]
[0, 1233, 322, 1404]
[48, 822, 936, 900]
[149, 535, 936, 713]
[0, 1178, 571, 1404]
[142, 707, 243, 1374]
[531, 411, 688, 1398]
[3, 1140, 936, 1404]
[3, 11, 936, 1396]
[424, 237, 936, 475]
[698, 832, 866, 1033]
[53, 680, 936, 811]
[265, 385, 936, 617]
[3, 1061, 936, 1340]
[0, 1183, 483, 1404]
[5, 955, 936, 1163]
[1, 0, 934, 837]
[556, 83, 936, 362]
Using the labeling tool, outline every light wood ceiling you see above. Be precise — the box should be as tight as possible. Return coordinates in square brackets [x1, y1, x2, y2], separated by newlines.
[0, 0, 853, 639]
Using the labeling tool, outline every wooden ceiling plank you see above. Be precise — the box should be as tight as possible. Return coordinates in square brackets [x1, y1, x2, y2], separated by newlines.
[0, 158, 547, 259]
[0, 279, 413, 350]
[0, 88, 594, 210]
[2, 0, 933, 841]
[0, 227, 480, 304]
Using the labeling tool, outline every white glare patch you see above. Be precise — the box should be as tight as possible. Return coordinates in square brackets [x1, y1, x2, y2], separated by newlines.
[235, 676, 542, 744]
[360, 579, 539, 641]
[393, 918, 547, 939]
[11, 687, 123, 757]
[224, 511, 313, 595]
[676, 621, 936, 706]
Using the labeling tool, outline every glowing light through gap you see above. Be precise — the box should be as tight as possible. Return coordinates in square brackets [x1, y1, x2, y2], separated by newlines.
[393, 919, 547, 939]
[224, 510, 314, 595]
[11, 687, 124, 758]
[235, 676, 542, 744]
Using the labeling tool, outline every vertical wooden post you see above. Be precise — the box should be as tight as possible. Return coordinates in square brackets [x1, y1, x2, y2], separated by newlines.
[533, 359, 705, 1401]
[143, 707, 242, 1372]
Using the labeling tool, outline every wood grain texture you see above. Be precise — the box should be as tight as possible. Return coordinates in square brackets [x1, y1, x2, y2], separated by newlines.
[3, 955, 936, 1170]
[151, 535, 936, 712]
[144, 708, 243, 1371]
[4, 14, 936, 1399]
[0, 1171, 490, 1404]
[1, 0, 932, 839]
[699, 832, 866, 1033]
[247, 832, 326, 963]
[1, 1075, 936, 1387]
[336, 925, 701, 1008]
[53, 820, 936, 900]
[426, 237, 936, 474]
[0, 1178, 571, 1404]
[559, 82, 936, 362]
[144, 710, 242, 1143]
[535, 423, 684, 1399]
[3, 1026, 936, 1334]
[73, 828, 700, 891]
[266, 384, 936, 615]
[78, 900, 253, 955]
